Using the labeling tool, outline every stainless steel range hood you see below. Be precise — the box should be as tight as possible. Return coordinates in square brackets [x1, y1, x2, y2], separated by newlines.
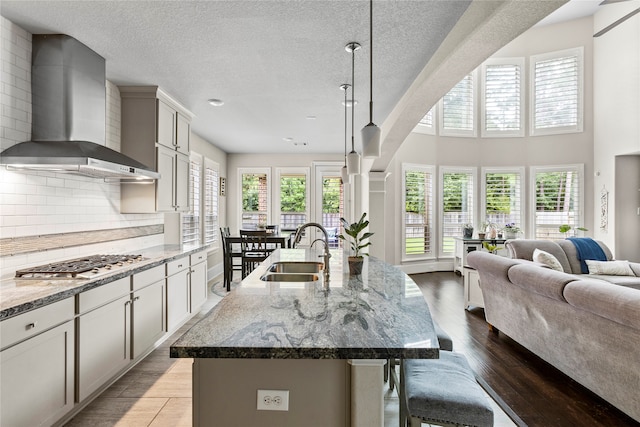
[0, 34, 160, 181]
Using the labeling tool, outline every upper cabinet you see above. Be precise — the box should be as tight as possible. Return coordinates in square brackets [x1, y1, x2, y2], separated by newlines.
[119, 86, 194, 213]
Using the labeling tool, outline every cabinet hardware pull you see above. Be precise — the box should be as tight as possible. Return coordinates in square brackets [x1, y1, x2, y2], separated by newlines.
[25, 322, 37, 330]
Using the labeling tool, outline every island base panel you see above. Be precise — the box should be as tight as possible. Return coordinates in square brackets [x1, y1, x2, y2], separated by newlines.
[194, 358, 349, 426]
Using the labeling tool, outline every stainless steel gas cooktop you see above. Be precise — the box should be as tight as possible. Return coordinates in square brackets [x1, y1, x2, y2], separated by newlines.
[15, 254, 146, 279]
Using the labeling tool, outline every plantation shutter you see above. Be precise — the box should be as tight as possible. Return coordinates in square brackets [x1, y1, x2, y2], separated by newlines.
[204, 159, 219, 247]
[441, 171, 474, 254]
[484, 172, 522, 230]
[483, 61, 523, 136]
[403, 167, 434, 257]
[441, 73, 476, 136]
[182, 157, 200, 245]
[531, 48, 583, 135]
[534, 166, 583, 240]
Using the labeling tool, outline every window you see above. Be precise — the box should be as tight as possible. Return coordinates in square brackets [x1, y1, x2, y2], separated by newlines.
[530, 47, 583, 136]
[402, 164, 434, 259]
[440, 168, 475, 255]
[239, 168, 270, 229]
[439, 72, 477, 137]
[182, 153, 201, 246]
[412, 106, 436, 135]
[203, 158, 219, 248]
[275, 168, 309, 231]
[314, 164, 346, 249]
[531, 164, 584, 240]
[481, 58, 524, 137]
[481, 168, 524, 233]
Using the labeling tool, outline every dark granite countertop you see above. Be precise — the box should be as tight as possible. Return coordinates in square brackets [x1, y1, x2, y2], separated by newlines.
[0, 244, 209, 320]
[170, 249, 439, 360]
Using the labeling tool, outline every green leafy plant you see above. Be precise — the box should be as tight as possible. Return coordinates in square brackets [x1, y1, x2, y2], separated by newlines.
[338, 212, 374, 258]
[559, 224, 588, 237]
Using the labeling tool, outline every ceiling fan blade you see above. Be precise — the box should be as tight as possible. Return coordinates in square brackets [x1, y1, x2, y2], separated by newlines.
[593, 7, 640, 36]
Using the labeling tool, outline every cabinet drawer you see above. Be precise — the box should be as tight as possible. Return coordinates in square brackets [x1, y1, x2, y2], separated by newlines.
[0, 298, 74, 350]
[78, 277, 130, 314]
[167, 257, 189, 276]
[132, 264, 165, 291]
[190, 250, 207, 266]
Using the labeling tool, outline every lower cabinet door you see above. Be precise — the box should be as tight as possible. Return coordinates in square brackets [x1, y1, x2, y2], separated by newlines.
[132, 280, 166, 359]
[1, 321, 74, 427]
[190, 260, 207, 313]
[77, 294, 131, 402]
[167, 268, 190, 332]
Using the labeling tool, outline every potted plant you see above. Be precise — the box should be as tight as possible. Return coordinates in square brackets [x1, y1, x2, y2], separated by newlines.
[338, 212, 374, 275]
[559, 224, 588, 238]
[463, 223, 474, 238]
[502, 223, 521, 239]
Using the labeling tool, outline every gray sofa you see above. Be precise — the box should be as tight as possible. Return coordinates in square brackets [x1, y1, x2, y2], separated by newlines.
[467, 249, 640, 422]
[506, 238, 640, 289]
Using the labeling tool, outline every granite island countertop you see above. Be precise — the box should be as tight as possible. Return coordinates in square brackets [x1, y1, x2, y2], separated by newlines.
[0, 244, 209, 320]
[170, 249, 439, 360]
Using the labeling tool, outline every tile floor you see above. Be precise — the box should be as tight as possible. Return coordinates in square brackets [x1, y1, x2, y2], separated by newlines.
[64, 288, 516, 427]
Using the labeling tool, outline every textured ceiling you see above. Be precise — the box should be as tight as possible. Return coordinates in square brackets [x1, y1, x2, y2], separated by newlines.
[1, 0, 598, 156]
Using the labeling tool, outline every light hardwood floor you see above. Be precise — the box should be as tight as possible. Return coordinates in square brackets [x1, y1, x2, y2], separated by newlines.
[64, 278, 516, 427]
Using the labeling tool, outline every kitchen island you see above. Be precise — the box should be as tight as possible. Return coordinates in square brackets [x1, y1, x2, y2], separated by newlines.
[170, 249, 439, 427]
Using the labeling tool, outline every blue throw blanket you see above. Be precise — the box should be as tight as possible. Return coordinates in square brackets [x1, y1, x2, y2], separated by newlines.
[567, 237, 607, 273]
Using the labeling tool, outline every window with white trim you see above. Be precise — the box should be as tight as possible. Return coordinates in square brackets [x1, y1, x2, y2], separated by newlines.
[203, 158, 219, 248]
[412, 106, 436, 135]
[481, 167, 525, 234]
[182, 153, 201, 246]
[440, 167, 476, 255]
[481, 58, 524, 137]
[275, 168, 309, 231]
[531, 164, 584, 240]
[402, 164, 435, 259]
[439, 72, 477, 137]
[530, 47, 583, 136]
[239, 168, 270, 229]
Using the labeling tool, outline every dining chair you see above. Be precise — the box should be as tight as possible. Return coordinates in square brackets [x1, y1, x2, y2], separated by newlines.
[220, 227, 242, 291]
[240, 230, 270, 278]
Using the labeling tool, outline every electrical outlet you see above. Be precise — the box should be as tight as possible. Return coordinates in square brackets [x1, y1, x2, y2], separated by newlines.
[257, 389, 289, 411]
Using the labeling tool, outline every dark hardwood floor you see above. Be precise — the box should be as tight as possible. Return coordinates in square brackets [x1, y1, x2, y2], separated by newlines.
[411, 271, 640, 427]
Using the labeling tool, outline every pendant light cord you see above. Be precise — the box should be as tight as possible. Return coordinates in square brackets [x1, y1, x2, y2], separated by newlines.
[368, 0, 374, 124]
[351, 45, 356, 152]
[344, 85, 348, 165]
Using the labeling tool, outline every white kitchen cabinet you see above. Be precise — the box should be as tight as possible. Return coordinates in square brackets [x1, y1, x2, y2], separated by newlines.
[120, 86, 193, 213]
[77, 277, 131, 402]
[132, 265, 167, 360]
[190, 250, 208, 313]
[464, 267, 484, 310]
[167, 257, 191, 332]
[0, 299, 74, 427]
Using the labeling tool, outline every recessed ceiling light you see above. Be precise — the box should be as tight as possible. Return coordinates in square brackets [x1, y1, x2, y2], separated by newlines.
[282, 137, 293, 142]
[207, 98, 224, 106]
[342, 100, 358, 107]
[306, 115, 317, 120]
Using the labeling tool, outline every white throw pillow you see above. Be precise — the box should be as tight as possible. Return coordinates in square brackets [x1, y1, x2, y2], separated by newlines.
[585, 260, 635, 276]
[533, 248, 564, 271]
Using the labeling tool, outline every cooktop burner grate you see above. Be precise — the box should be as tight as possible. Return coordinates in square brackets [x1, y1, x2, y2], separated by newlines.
[15, 254, 144, 278]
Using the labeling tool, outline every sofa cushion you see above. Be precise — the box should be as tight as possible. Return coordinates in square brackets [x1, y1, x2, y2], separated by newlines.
[507, 263, 575, 302]
[586, 260, 636, 276]
[533, 248, 564, 271]
[506, 240, 572, 273]
[585, 275, 640, 290]
[557, 239, 613, 274]
[563, 279, 640, 330]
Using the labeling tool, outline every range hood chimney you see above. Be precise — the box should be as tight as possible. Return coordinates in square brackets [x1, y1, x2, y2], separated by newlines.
[0, 34, 159, 181]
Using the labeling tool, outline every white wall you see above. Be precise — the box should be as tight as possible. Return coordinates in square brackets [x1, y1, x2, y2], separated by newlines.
[385, 16, 597, 267]
[593, 2, 640, 259]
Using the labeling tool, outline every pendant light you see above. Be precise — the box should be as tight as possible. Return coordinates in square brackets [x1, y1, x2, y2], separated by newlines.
[362, 0, 381, 159]
[340, 83, 351, 185]
[346, 42, 361, 175]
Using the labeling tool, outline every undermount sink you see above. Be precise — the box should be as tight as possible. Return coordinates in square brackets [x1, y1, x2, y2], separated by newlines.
[260, 273, 320, 282]
[268, 261, 324, 274]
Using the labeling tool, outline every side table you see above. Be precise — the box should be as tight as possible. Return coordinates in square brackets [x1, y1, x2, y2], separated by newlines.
[463, 266, 484, 310]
